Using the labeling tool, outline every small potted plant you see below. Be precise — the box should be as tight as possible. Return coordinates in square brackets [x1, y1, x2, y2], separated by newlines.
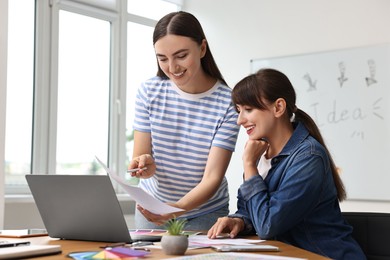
[161, 217, 189, 255]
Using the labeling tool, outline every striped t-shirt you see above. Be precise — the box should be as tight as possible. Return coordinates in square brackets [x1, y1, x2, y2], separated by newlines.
[133, 76, 240, 218]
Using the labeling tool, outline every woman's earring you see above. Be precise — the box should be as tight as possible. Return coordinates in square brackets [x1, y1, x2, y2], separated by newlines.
[290, 113, 296, 122]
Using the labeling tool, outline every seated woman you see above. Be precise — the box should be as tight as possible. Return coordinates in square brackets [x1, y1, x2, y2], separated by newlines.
[207, 68, 366, 260]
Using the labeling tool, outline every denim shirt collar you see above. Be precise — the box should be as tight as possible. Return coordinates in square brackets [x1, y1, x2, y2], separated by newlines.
[277, 122, 310, 157]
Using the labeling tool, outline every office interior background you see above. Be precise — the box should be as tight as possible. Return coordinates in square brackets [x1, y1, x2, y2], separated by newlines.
[1, 0, 390, 229]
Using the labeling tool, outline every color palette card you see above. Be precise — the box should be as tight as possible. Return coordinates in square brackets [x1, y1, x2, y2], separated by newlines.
[67, 247, 150, 259]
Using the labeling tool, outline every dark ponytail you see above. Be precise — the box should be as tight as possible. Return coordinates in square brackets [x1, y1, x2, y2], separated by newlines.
[295, 108, 346, 201]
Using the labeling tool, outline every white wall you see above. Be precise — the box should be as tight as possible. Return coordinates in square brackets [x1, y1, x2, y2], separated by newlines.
[183, 0, 390, 213]
[0, 0, 8, 229]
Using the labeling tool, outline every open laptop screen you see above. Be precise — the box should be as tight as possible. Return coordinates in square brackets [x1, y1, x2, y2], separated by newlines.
[26, 174, 133, 243]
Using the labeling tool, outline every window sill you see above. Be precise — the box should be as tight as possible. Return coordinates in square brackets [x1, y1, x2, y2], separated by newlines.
[5, 193, 135, 203]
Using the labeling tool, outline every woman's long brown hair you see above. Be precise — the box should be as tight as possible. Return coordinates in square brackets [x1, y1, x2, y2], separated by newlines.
[152, 11, 227, 86]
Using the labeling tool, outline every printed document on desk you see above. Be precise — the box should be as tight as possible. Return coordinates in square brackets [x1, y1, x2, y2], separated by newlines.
[164, 252, 306, 260]
[96, 157, 184, 215]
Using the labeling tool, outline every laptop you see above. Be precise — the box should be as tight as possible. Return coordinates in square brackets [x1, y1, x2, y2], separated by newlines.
[26, 174, 164, 243]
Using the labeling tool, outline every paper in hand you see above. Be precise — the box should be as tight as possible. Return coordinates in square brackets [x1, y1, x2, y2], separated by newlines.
[95, 156, 184, 215]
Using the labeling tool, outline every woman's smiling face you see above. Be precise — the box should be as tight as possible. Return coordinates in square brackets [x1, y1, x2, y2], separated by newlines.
[154, 34, 206, 88]
[236, 103, 275, 140]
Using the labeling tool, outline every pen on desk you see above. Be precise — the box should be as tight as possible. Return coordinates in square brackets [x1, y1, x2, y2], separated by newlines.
[99, 242, 127, 248]
[127, 167, 147, 173]
[131, 241, 153, 247]
[131, 247, 150, 251]
[99, 242, 150, 251]
[0, 241, 31, 248]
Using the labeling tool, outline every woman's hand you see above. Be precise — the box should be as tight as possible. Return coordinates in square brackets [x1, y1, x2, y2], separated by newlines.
[137, 204, 183, 226]
[207, 217, 244, 239]
[242, 139, 268, 167]
[128, 154, 156, 178]
[242, 139, 268, 180]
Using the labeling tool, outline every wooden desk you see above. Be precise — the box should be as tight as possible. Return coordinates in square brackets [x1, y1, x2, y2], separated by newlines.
[1, 236, 330, 259]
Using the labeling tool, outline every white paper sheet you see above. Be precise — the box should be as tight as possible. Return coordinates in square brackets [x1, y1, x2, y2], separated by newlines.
[95, 157, 184, 215]
[189, 235, 264, 246]
[145, 235, 265, 250]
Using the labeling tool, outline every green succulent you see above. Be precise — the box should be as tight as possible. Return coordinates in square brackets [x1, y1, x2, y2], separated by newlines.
[165, 217, 188, 235]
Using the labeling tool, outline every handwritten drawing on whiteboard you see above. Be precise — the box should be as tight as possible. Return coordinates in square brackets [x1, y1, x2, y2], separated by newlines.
[251, 44, 390, 201]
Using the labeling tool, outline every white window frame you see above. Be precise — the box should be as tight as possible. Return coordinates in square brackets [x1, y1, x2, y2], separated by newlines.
[31, 0, 125, 192]
[5, 0, 181, 195]
[0, 0, 8, 228]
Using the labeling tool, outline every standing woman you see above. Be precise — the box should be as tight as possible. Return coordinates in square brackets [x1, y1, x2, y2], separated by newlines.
[208, 68, 366, 259]
[128, 11, 240, 230]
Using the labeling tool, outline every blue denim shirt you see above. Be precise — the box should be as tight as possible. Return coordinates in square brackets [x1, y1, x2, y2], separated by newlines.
[230, 122, 366, 260]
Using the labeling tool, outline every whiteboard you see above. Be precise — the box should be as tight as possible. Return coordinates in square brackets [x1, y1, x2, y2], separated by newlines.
[251, 44, 390, 201]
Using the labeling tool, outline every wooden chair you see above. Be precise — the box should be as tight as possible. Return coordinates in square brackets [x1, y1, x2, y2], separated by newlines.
[342, 212, 390, 260]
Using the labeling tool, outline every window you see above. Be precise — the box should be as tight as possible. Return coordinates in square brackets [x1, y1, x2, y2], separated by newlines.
[125, 22, 156, 184]
[128, 0, 179, 20]
[56, 10, 110, 174]
[4, 0, 181, 195]
[5, 0, 34, 191]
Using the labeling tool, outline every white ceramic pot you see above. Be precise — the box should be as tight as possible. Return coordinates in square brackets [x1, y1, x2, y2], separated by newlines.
[161, 235, 189, 255]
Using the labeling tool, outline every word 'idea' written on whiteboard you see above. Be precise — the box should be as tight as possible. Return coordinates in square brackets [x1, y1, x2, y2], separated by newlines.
[251, 44, 390, 201]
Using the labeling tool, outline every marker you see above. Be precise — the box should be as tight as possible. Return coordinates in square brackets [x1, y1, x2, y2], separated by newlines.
[127, 167, 147, 173]
[131, 241, 153, 246]
[131, 247, 150, 251]
[100, 242, 127, 249]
